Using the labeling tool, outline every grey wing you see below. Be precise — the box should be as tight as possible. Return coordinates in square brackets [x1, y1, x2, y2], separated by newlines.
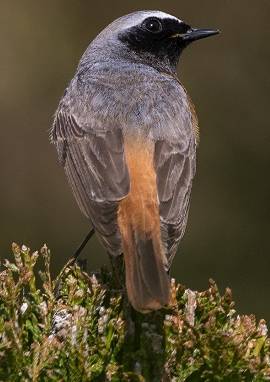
[154, 138, 196, 267]
[51, 110, 130, 255]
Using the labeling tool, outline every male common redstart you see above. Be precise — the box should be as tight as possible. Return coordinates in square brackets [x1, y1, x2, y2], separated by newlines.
[51, 11, 219, 312]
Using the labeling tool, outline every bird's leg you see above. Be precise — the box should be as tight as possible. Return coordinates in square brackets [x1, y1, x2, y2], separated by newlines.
[109, 253, 125, 290]
[71, 228, 95, 264]
[54, 228, 95, 298]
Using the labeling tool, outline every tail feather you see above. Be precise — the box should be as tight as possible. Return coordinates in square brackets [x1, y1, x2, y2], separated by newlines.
[123, 227, 170, 312]
[117, 137, 171, 312]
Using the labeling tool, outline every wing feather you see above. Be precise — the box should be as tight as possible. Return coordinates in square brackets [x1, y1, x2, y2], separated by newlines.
[51, 109, 130, 255]
[154, 138, 196, 266]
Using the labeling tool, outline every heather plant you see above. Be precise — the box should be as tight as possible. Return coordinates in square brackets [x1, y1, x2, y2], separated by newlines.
[0, 244, 269, 381]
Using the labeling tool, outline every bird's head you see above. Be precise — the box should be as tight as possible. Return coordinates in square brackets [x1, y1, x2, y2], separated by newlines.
[88, 11, 219, 74]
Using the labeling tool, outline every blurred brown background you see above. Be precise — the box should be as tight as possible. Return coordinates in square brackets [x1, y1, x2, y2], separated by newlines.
[0, 1, 269, 321]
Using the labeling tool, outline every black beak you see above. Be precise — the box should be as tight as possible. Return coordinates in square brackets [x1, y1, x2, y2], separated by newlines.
[182, 28, 220, 43]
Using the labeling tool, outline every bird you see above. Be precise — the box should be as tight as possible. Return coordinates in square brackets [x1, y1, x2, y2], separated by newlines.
[51, 11, 219, 313]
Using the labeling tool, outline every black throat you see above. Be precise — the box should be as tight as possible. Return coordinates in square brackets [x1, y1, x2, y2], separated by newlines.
[118, 18, 190, 73]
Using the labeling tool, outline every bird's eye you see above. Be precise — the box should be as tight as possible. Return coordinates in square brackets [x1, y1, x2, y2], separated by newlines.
[142, 18, 162, 33]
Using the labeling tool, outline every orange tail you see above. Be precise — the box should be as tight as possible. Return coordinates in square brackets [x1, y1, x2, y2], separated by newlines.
[121, 224, 170, 312]
[118, 137, 170, 313]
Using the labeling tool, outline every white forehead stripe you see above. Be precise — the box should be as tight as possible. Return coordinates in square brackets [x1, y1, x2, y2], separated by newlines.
[149, 11, 181, 22]
[122, 11, 182, 30]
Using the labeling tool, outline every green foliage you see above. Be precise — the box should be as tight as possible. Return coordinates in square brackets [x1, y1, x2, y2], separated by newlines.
[0, 244, 269, 381]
